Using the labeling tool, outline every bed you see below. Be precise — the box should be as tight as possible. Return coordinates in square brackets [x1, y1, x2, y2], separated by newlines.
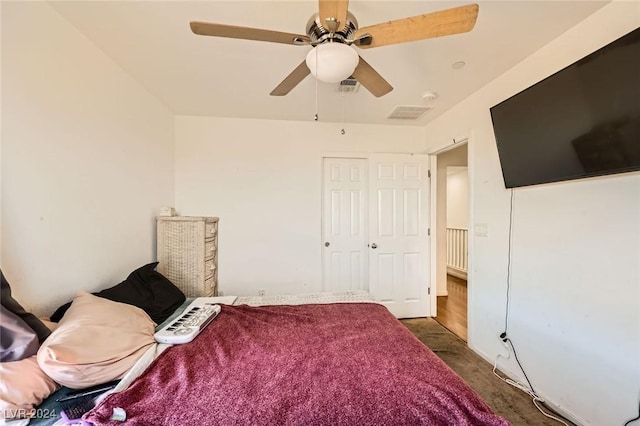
[79, 296, 508, 426]
[4, 283, 508, 426]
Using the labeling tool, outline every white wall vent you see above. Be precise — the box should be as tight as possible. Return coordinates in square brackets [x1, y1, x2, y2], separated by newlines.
[387, 105, 431, 120]
[338, 77, 360, 93]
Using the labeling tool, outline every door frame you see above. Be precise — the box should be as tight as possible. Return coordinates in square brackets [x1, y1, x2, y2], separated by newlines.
[427, 134, 473, 337]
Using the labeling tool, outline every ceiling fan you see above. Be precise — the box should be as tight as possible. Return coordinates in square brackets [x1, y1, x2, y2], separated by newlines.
[190, 1, 479, 98]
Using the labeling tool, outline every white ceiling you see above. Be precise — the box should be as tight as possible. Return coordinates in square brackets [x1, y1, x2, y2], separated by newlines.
[49, 0, 609, 126]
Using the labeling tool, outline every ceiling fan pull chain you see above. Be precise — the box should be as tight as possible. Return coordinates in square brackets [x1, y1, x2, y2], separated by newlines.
[314, 47, 319, 122]
[341, 90, 346, 135]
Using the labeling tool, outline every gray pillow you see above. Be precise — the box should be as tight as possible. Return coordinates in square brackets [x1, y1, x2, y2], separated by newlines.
[0, 269, 51, 343]
[0, 305, 39, 361]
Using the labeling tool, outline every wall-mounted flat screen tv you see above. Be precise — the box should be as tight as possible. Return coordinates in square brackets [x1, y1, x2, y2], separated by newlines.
[490, 27, 640, 188]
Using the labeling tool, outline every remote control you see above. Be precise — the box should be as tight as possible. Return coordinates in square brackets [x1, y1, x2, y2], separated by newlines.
[60, 397, 95, 425]
[154, 299, 221, 344]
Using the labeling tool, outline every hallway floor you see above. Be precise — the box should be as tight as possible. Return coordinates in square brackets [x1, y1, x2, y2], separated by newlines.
[436, 274, 468, 341]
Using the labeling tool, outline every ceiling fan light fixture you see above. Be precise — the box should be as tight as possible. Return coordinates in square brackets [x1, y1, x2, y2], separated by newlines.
[306, 42, 359, 84]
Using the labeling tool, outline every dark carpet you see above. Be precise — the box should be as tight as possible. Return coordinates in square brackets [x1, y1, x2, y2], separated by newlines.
[402, 318, 575, 426]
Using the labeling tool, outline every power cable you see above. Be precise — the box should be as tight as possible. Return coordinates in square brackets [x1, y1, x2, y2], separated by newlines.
[496, 188, 573, 426]
[503, 188, 515, 333]
[624, 401, 640, 425]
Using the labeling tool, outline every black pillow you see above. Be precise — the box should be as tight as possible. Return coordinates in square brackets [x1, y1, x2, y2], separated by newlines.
[0, 269, 52, 343]
[50, 263, 185, 324]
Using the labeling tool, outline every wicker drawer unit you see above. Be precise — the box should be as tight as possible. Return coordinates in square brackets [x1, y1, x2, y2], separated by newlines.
[156, 216, 218, 297]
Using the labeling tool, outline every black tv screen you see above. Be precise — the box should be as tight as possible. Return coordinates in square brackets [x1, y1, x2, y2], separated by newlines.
[490, 27, 640, 188]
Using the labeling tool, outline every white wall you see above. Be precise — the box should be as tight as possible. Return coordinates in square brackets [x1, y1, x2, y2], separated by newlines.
[444, 166, 469, 282]
[446, 167, 469, 229]
[1, 2, 175, 317]
[423, 3, 640, 425]
[174, 116, 426, 297]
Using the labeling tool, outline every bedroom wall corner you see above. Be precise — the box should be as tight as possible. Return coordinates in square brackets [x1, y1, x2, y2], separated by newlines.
[1, 2, 175, 317]
[422, 2, 640, 425]
[173, 115, 428, 298]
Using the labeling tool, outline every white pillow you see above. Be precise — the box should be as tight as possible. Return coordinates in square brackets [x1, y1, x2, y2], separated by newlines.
[0, 355, 58, 421]
[37, 292, 156, 389]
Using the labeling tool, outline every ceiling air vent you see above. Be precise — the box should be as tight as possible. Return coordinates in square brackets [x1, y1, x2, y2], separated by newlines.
[338, 77, 360, 93]
[387, 105, 431, 120]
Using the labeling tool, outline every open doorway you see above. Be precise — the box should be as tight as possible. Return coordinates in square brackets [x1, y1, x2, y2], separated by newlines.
[433, 143, 468, 341]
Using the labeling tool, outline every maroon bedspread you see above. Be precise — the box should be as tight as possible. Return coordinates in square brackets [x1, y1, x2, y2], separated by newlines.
[85, 303, 509, 426]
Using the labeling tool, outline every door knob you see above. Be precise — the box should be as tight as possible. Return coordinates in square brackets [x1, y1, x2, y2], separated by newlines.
[325, 242, 330, 247]
[371, 243, 377, 249]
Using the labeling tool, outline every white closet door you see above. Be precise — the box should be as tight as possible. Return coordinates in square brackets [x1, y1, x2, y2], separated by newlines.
[322, 158, 368, 292]
[368, 153, 430, 318]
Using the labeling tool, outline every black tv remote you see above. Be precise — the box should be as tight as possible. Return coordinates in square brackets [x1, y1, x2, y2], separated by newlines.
[60, 397, 95, 422]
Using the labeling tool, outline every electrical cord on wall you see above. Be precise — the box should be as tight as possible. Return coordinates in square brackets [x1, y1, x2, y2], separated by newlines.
[496, 188, 573, 426]
[493, 341, 570, 426]
[503, 188, 515, 334]
[624, 401, 640, 425]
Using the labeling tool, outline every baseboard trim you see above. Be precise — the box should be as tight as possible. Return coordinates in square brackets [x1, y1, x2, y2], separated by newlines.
[447, 267, 467, 280]
[470, 344, 584, 426]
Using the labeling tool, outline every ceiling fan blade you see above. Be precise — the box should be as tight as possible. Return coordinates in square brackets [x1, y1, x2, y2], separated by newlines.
[319, 0, 349, 33]
[354, 4, 479, 49]
[190, 22, 310, 45]
[270, 61, 311, 96]
[351, 56, 393, 97]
